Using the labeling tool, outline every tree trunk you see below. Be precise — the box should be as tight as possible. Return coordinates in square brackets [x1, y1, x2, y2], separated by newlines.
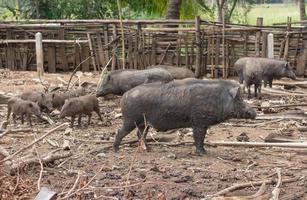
[298, 0, 306, 20]
[216, 0, 226, 23]
[166, 0, 182, 19]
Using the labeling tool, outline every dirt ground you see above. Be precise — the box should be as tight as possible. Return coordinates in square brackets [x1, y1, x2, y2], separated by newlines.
[0, 69, 307, 200]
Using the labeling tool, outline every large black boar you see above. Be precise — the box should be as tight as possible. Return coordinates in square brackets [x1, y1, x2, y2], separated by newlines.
[7, 98, 42, 127]
[114, 79, 256, 155]
[96, 68, 173, 97]
[50, 87, 87, 110]
[241, 58, 296, 98]
[60, 95, 102, 127]
[148, 65, 195, 79]
[20, 91, 53, 113]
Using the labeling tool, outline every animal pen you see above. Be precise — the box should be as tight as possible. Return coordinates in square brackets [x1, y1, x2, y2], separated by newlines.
[0, 17, 306, 77]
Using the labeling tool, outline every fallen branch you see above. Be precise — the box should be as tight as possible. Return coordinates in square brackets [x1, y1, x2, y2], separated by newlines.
[274, 80, 307, 89]
[57, 77, 68, 85]
[213, 176, 302, 197]
[0, 123, 69, 164]
[61, 171, 81, 199]
[256, 103, 307, 109]
[270, 168, 282, 200]
[10, 151, 72, 175]
[262, 87, 307, 97]
[256, 115, 307, 120]
[0, 128, 32, 138]
[66, 55, 92, 91]
[206, 141, 307, 149]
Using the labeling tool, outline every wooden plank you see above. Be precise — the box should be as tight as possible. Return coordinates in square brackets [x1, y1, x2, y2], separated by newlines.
[59, 27, 68, 71]
[6, 30, 15, 70]
[21, 32, 28, 70]
[104, 24, 109, 63]
[75, 44, 81, 69]
[111, 24, 117, 71]
[151, 35, 157, 66]
[195, 16, 202, 78]
[184, 35, 189, 68]
[96, 31, 106, 67]
[47, 42, 56, 73]
[128, 33, 133, 68]
[87, 33, 97, 72]
[81, 44, 90, 72]
[176, 34, 181, 67]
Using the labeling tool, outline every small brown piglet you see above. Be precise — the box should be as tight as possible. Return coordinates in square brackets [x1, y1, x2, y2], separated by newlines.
[59, 95, 102, 127]
[20, 91, 53, 113]
[7, 97, 42, 127]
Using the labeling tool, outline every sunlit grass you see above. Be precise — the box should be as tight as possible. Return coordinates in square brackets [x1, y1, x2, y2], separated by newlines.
[246, 3, 305, 25]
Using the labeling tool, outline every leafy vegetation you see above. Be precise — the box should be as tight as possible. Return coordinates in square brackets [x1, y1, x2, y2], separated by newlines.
[0, 0, 304, 25]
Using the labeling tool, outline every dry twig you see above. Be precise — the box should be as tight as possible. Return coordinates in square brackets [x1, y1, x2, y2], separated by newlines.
[0, 123, 69, 164]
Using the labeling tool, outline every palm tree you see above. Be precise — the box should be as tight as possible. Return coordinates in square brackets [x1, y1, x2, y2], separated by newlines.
[298, 0, 306, 20]
[166, 0, 182, 19]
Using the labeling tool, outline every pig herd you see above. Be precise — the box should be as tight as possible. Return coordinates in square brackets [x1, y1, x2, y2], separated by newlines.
[6, 60, 296, 155]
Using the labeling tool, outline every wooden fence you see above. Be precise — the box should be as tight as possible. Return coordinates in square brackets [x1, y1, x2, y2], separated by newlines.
[0, 18, 306, 77]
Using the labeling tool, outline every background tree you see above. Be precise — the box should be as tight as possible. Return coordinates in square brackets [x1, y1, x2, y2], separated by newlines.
[298, 0, 306, 20]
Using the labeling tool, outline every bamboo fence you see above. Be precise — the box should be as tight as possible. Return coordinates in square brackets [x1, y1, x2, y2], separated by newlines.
[0, 18, 306, 77]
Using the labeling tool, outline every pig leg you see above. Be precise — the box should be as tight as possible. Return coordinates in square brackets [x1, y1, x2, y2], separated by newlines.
[6, 105, 11, 121]
[94, 107, 103, 121]
[269, 78, 273, 88]
[254, 84, 258, 97]
[27, 113, 32, 127]
[70, 115, 75, 128]
[77, 115, 82, 127]
[21, 114, 24, 124]
[12, 114, 17, 124]
[113, 120, 136, 152]
[87, 113, 92, 125]
[192, 126, 207, 155]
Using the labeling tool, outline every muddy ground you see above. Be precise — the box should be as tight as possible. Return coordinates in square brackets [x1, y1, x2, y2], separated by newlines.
[0, 69, 307, 200]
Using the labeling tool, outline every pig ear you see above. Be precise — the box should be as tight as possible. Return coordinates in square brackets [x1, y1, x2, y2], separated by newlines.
[228, 87, 240, 99]
[28, 103, 33, 108]
[284, 62, 289, 69]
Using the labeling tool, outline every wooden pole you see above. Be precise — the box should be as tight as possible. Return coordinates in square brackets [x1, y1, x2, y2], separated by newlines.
[117, 0, 125, 69]
[195, 16, 202, 78]
[255, 17, 263, 57]
[283, 17, 291, 61]
[87, 33, 97, 72]
[35, 32, 44, 76]
[267, 33, 274, 59]
[222, 8, 226, 78]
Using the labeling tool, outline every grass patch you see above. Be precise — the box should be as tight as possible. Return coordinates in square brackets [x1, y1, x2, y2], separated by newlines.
[245, 3, 306, 25]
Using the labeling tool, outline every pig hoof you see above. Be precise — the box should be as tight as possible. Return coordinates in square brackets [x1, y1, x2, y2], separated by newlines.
[113, 145, 120, 153]
[195, 148, 207, 156]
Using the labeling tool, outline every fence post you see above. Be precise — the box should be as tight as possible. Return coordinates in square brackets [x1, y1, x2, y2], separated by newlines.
[195, 16, 202, 78]
[255, 17, 263, 57]
[35, 32, 44, 76]
[267, 33, 274, 59]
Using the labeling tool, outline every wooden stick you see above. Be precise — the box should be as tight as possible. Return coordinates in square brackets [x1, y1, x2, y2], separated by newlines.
[213, 176, 301, 197]
[256, 103, 307, 109]
[270, 168, 282, 200]
[206, 141, 307, 149]
[0, 128, 32, 138]
[117, 0, 125, 69]
[66, 55, 92, 91]
[262, 87, 307, 97]
[159, 43, 171, 65]
[0, 123, 69, 164]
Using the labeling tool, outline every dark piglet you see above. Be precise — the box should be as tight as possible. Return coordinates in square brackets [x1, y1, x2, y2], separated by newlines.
[96, 68, 173, 97]
[60, 95, 102, 127]
[7, 97, 42, 127]
[148, 65, 195, 79]
[20, 91, 53, 113]
[114, 79, 256, 155]
[51, 87, 87, 110]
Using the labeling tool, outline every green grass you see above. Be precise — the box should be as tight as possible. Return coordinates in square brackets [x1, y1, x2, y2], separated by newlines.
[245, 3, 306, 25]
